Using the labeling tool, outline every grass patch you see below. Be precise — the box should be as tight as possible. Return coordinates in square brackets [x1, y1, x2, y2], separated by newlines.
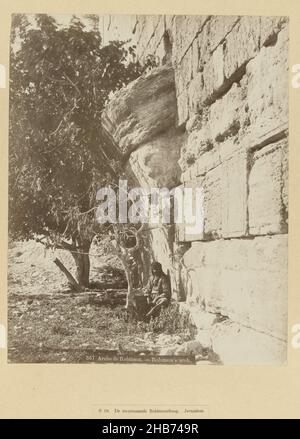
[8, 294, 196, 363]
[137, 304, 197, 337]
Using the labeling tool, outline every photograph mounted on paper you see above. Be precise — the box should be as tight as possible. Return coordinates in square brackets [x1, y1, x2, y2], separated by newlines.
[8, 14, 288, 365]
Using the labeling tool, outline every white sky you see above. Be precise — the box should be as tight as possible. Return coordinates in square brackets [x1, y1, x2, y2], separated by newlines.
[19, 14, 136, 45]
[12, 14, 137, 55]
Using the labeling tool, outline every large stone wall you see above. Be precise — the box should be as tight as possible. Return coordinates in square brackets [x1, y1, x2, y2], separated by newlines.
[102, 15, 289, 364]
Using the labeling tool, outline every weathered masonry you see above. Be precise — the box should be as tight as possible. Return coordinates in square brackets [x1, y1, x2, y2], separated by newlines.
[102, 15, 289, 364]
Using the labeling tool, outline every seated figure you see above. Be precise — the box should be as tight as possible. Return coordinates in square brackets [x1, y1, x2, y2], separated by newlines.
[144, 261, 171, 318]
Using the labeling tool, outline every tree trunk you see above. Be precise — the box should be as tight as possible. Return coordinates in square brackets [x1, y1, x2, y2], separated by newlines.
[76, 253, 90, 287]
[120, 257, 135, 310]
[125, 273, 134, 309]
[53, 258, 82, 292]
[71, 240, 91, 288]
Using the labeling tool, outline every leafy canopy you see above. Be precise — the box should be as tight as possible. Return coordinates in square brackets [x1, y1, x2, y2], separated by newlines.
[9, 14, 141, 245]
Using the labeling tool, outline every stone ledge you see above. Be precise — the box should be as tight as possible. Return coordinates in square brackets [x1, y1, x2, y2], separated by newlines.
[181, 235, 287, 339]
[179, 304, 287, 365]
[248, 138, 288, 235]
[101, 65, 177, 155]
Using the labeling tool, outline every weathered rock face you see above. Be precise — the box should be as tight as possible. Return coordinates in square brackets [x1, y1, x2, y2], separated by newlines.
[102, 65, 183, 189]
[102, 15, 289, 364]
[102, 66, 178, 155]
[127, 128, 184, 189]
[248, 139, 288, 235]
[101, 65, 184, 299]
[181, 235, 288, 340]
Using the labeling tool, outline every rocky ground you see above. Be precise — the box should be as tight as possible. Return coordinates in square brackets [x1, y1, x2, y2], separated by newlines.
[8, 240, 218, 364]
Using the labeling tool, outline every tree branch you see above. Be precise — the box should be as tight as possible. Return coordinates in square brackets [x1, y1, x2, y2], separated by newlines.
[63, 72, 81, 95]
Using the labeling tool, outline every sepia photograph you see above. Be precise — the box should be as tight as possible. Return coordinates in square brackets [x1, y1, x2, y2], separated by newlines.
[7, 13, 288, 366]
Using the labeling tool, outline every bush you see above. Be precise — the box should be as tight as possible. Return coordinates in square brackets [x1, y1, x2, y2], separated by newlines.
[147, 303, 197, 338]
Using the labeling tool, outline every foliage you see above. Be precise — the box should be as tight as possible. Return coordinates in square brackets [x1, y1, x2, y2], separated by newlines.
[9, 14, 142, 285]
[9, 14, 141, 246]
